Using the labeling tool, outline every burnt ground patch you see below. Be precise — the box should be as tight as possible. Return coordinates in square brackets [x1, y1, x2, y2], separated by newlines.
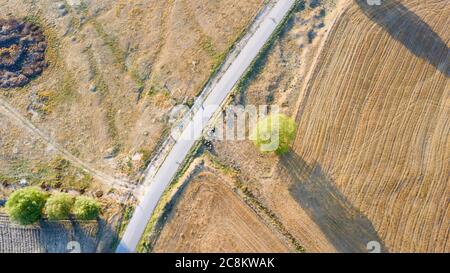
[0, 19, 48, 89]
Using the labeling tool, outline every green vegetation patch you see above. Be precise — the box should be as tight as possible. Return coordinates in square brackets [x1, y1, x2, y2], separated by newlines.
[6, 187, 48, 225]
[251, 114, 297, 155]
[5, 187, 102, 224]
[45, 193, 75, 220]
[73, 196, 101, 220]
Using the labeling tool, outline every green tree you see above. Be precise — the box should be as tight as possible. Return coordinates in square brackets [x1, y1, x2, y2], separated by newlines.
[73, 196, 101, 220]
[251, 113, 297, 155]
[45, 193, 74, 220]
[5, 187, 48, 225]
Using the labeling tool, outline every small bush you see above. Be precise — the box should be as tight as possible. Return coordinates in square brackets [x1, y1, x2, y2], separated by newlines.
[73, 196, 101, 220]
[319, 9, 326, 18]
[310, 0, 321, 9]
[308, 30, 316, 43]
[45, 193, 74, 220]
[295, 1, 306, 12]
[251, 114, 297, 155]
[6, 187, 48, 225]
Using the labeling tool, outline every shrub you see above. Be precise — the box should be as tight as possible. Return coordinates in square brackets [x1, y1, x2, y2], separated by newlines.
[73, 196, 101, 220]
[5, 187, 48, 225]
[45, 193, 74, 220]
[310, 0, 321, 9]
[251, 113, 297, 155]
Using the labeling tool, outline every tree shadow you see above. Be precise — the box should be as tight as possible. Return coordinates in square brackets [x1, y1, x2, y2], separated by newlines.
[38, 218, 117, 253]
[280, 151, 387, 253]
[355, 0, 449, 77]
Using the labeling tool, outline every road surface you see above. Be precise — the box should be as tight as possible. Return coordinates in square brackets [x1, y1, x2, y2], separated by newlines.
[116, 0, 297, 253]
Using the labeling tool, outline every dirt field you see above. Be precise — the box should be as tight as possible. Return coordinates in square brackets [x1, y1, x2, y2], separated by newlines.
[290, 0, 449, 252]
[201, 0, 448, 253]
[153, 161, 290, 253]
[0, 0, 264, 187]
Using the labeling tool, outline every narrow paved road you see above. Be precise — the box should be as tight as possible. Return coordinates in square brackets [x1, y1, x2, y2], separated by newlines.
[116, 0, 297, 253]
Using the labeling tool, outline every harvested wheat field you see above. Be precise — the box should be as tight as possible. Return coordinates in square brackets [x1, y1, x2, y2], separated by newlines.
[153, 166, 290, 253]
[289, 0, 449, 252]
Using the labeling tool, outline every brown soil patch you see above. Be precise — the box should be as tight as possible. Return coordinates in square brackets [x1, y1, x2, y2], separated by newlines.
[153, 167, 289, 253]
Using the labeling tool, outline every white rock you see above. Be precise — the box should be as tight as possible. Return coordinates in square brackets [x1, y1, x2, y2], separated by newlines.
[132, 152, 143, 161]
[19, 179, 28, 187]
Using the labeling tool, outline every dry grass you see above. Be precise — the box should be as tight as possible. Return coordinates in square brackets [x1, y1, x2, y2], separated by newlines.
[0, 0, 264, 184]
